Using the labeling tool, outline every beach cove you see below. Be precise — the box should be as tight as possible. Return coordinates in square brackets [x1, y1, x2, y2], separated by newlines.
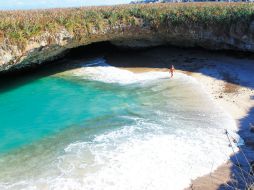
[1, 3, 254, 189]
[0, 45, 253, 189]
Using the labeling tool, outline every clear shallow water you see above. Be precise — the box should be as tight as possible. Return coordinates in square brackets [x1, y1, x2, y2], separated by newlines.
[0, 59, 238, 190]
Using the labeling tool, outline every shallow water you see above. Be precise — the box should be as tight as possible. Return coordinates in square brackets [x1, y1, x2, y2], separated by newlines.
[0, 58, 238, 190]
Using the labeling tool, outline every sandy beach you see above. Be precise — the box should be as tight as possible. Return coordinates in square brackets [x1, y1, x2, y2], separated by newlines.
[107, 46, 254, 189]
[183, 58, 254, 190]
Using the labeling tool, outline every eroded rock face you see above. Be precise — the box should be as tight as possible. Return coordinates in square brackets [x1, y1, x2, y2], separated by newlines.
[0, 19, 253, 72]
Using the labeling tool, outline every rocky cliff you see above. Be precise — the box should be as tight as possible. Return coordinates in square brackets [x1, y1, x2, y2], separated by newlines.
[0, 3, 254, 72]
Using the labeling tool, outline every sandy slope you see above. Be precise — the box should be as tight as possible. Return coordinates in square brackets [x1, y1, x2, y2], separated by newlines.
[183, 58, 254, 190]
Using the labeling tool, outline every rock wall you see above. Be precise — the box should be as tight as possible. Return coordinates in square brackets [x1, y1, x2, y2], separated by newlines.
[0, 17, 254, 72]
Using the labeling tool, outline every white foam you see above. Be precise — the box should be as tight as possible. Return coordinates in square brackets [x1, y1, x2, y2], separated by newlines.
[36, 124, 236, 190]
[67, 59, 194, 85]
[1, 115, 239, 190]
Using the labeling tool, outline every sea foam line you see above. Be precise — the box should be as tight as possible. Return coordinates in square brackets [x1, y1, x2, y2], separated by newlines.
[66, 58, 196, 85]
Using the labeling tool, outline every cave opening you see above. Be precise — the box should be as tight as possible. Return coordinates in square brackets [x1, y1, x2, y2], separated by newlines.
[0, 40, 254, 93]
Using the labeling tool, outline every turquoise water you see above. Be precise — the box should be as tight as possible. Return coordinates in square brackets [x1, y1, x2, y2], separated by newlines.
[0, 76, 139, 153]
[0, 59, 238, 190]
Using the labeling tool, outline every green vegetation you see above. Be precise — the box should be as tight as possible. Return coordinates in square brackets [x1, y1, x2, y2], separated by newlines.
[0, 3, 253, 45]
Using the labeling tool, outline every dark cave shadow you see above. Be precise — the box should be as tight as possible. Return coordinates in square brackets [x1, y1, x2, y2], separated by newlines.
[216, 107, 254, 190]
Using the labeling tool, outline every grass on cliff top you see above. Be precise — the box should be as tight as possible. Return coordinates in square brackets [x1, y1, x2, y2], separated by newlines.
[0, 2, 254, 46]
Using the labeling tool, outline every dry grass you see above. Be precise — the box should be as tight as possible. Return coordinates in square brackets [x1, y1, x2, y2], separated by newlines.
[0, 2, 253, 45]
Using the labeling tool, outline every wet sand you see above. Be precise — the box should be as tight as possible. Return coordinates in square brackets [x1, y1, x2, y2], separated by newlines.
[106, 46, 254, 189]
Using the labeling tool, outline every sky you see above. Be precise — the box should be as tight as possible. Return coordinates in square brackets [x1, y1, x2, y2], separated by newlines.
[0, 0, 131, 10]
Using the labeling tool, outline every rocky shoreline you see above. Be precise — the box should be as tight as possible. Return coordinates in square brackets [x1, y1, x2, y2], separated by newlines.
[1, 3, 254, 73]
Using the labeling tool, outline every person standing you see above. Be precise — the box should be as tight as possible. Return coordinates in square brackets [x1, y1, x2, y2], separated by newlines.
[169, 65, 175, 78]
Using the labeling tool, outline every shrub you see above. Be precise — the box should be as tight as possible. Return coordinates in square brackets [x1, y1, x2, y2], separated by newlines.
[0, 3, 253, 45]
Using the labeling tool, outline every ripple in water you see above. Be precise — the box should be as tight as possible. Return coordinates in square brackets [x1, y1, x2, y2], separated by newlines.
[0, 59, 239, 190]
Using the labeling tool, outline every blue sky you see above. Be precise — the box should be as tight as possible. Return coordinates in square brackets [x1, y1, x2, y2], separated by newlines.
[0, 0, 131, 10]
